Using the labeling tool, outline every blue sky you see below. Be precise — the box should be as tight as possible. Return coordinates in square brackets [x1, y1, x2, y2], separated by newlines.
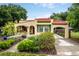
[1, 3, 72, 19]
[18, 3, 72, 19]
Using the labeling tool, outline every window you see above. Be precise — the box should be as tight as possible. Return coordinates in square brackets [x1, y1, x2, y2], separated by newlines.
[37, 25, 43, 32]
[44, 26, 49, 32]
[37, 25, 51, 32]
[44, 25, 51, 32]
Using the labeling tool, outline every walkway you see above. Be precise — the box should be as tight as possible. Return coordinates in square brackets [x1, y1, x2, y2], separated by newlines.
[55, 34, 79, 56]
[4, 42, 19, 52]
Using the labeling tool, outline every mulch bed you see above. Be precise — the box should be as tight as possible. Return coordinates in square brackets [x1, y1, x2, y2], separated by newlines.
[38, 46, 57, 55]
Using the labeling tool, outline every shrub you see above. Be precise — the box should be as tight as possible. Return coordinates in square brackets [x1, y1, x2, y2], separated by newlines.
[37, 32, 55, 50]
[0, 41, 9, 49]
[28, 36, 36, 41]
[6, 39, 15, 45]
[3, 36, 8, 40]
[0, 39, 15, 50]
[17, 39, 39, 52]
[2, 22, 15, 36]
[28, 36, 38, 42]
[28, 36, 40, 52]
[17, 32, 56, 54]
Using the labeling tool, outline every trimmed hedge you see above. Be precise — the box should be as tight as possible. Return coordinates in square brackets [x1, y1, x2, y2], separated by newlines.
[0, 39, 15, 50]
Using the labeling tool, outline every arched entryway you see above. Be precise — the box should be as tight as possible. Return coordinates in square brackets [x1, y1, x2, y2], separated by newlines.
[52, 25, 69, 38]
[54, 27, 65, 37]
[17, 26, 27, 34]
[29, 26, 35, 34]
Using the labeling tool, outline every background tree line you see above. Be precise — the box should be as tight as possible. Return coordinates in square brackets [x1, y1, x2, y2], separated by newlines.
[50, 3, 79, 31]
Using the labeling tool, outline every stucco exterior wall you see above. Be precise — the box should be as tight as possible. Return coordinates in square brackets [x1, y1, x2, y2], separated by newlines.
[15, 19, 69, 38]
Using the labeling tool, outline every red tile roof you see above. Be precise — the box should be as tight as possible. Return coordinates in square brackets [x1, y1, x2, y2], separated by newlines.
[35, 18, 51, 22]
[35, 18, 68, 25]
[53, 20, 68, 25]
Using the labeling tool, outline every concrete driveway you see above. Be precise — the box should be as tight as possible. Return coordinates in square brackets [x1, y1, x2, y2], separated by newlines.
[54, 34, 79, 56]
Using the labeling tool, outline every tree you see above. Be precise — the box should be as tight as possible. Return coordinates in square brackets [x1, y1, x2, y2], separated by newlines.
[50, 3, 79, 31]
[50, 12, 67, 21]
[2, 22, 15, 36]
[50, 13, 61, 20]
[66, 3, 79, 31]
[8, 4, 27, 23]
[0, 4, 27, 27]
[0, 8, 12, 27]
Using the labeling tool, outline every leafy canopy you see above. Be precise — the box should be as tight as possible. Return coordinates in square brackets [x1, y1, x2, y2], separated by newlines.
[0, 4, 27, 27]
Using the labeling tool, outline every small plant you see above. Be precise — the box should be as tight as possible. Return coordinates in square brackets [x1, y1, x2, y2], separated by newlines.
[3, 36, 8, 40]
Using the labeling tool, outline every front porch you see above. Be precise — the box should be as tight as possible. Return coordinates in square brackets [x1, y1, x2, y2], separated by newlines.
[15, 24, 69, 39]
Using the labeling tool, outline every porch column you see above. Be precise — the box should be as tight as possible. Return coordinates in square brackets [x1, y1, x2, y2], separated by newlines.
[27, 26, 30, 37]
[35, 25, 37, 35]
[14, 25, 17, 35]
[65, 25, 69, 38]
[51, 24, 54, 33]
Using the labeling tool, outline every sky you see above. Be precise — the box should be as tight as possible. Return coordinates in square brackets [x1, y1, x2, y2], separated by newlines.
[0, 3, 72, 20]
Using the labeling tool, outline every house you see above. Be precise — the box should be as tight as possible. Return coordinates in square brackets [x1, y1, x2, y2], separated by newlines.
[15, 18, 69, 38]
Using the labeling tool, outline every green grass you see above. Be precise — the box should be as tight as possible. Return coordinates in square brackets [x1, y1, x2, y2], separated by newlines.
[0, 52, 47, 56]
[71, 31, 79, 42]
[71, 31, 79, 38]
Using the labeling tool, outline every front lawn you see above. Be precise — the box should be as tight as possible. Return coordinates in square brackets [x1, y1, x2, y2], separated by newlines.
[70, 31, 79, 42]
[0, 52, 47, 56]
